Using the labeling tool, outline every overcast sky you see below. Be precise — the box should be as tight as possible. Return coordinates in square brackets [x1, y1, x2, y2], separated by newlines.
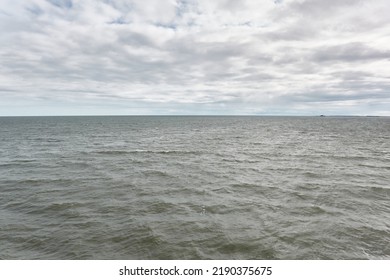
[1, 0, 389, 116]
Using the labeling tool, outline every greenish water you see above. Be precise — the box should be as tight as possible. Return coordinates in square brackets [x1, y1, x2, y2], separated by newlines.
[0, 116, 389, 259]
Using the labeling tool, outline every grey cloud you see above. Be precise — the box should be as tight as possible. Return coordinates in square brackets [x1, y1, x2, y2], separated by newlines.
[263, 26, 317, 42]
[215, 0, 248, 13]
[288, 91, 390, 104]
[288, 0, 362, 18]
[0, 87, 19, 92]
[1, 0, 390, 116]
[117, 30, 156, 48]
[311, 42, 390, 63]
[329, 71, 374, 81]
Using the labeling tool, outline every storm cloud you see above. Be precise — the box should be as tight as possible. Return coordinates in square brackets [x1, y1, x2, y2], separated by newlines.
[0, 0, 389, 115]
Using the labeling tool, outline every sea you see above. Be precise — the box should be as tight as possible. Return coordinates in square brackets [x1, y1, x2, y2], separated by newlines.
[0, 116, 389, 259]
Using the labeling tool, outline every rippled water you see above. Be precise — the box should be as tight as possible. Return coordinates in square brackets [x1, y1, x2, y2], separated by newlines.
[0, 116, 389, 259]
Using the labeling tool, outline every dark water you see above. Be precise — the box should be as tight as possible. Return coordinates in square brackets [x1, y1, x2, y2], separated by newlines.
[0, 116, 389, 259]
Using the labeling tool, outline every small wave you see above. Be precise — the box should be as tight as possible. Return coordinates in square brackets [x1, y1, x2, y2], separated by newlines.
[12, 159, 36, 163]
[47, 139, 63, 143]
[29, 137, 63, 143]
[230, 183, 260, 189]
[146, 201, 178, 214]
[43, 202, 78, 212]
[95, 150, 129, 155]
[204, 204, 234, 215]
[0, 163, 31, 168]
[152, 150, 202, 155]
[221, 158, 260, 164]
[0, 159, 37, 167]
[302, 172, 322, 179]
[142, 170, 173, 178]
[284, 203, 331, 217]
[95, 150, 202, 156]
[27, 202, 84, 218]
[8, 178, 75, 186]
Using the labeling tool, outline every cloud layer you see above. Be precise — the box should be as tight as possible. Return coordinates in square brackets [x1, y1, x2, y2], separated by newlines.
[1, 0, 389, 115]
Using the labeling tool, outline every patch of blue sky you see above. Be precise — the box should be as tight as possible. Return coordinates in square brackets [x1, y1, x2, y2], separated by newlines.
[108, 17, 130, 25]
[175, 0, 196, 17]
[47, 0, 73, 9]
[155, 22, 177, 30]
[0, 9, 11, 17]
[26, 5, 44, 16]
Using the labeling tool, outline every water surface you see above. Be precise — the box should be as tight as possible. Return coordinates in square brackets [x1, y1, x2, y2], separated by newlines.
[0, 116, 389, 259]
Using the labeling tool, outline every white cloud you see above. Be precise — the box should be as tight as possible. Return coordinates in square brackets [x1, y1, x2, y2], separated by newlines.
[0, 0, 389, 115]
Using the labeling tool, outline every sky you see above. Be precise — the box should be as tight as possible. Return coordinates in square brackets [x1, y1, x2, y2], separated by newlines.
[0, 0, 389, 116]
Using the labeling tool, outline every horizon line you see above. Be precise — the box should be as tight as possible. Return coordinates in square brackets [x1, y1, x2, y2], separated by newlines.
[0, 114, 387, 118]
